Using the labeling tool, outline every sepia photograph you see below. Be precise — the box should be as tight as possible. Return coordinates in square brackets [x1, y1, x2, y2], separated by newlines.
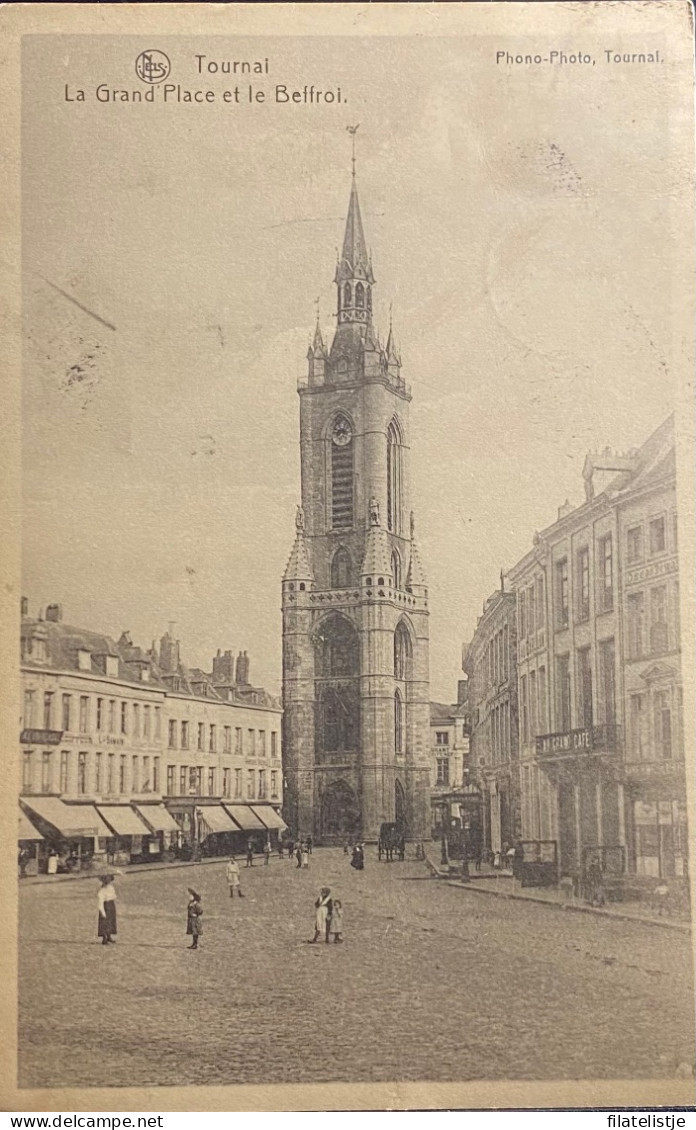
[2, 0, 695, 1113]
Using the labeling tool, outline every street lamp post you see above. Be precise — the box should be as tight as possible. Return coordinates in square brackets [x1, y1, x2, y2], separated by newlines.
[439, 799, 449, 867]
[460, 812, 470, 881]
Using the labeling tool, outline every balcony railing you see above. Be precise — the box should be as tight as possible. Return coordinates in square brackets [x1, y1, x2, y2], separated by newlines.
[536, 723, 623, 757]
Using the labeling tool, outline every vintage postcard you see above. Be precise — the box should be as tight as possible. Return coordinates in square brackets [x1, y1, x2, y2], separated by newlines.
[1, 0, 695, 1114]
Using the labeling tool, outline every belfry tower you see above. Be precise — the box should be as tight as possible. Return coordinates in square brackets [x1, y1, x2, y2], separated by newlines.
[282, 158, 431, 844]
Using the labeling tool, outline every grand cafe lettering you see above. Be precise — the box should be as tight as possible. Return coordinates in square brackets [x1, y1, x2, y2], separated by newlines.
[537, 728, 594, 755]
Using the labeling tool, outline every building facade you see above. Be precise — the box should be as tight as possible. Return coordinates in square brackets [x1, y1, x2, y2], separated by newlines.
[506, 416, 686, 882]
[282, 170, 431, 843]
[429, 699, 473, 841]
[19, 602, 283, 870]
[462, 589, 520, 856]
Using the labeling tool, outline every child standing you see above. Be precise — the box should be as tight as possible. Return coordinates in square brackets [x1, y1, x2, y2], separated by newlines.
[330, 898, 344, 943]
[186, 888, 203, 950]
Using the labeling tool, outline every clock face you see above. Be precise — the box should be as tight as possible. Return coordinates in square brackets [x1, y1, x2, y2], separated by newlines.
[332, 418, 352, 446]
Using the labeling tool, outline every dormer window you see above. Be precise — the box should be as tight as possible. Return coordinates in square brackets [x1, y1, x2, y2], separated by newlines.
[77, 649, 91, 671]
[140, 666, 150, 682]
[105, 655, 119, 678]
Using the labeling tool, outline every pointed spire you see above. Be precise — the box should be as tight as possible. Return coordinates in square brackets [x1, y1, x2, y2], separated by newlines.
[385, 304, 395, 358]
[336, 177, 374, 285]
[283, 506, 314, 584]
[407, 511, 428, 591]
[312, 305, 327, 358]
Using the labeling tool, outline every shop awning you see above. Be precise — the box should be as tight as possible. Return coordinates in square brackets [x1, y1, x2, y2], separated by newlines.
[134, 804, 179, 833]
[19, 809, 44, 841]
[21, 797, 105, 838]
[197, 805, 240, 836]
[250, 806, 287, 831]
[223, 804, 267, 832]
[97, 805, 151, 837]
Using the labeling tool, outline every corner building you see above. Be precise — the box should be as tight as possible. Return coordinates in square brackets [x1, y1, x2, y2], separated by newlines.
[282, 172, 431, 844]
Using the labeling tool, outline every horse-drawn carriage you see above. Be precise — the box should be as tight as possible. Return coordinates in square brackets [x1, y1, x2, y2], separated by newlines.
[378, 822, 405, 862]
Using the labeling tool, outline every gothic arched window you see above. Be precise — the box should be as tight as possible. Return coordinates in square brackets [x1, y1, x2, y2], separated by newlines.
[387, 418, 403, 534]
[394, 690, 403, 755]
[391, 549, 401, 591]
[356, 282, 365, 308]
[330, 417, 354, 529]
[394, 620, 412, 682]
[331, 547, 352, 589]
[314, 614, 360, 757]
[315, 614, 359, 679]
[366, 287, 372, 314]
[344, 283, 352, 309]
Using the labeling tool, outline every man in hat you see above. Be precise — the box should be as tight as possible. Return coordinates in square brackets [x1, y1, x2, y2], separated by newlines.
[186, 888, 203, 949]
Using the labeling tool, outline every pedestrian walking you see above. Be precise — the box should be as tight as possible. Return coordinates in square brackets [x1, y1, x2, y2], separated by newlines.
[287, 840, 295, 860]
[246, 839, 254, 867]
[277, 839, 284, 860]
[301, 845, 309, 869]
[306, 834, 313, 855]
[263, 839, 271, 866]
[186, 888, 203, 949]
[97, 873, 118, 946]
[350, 843, 364, 871]
[585, 857, 606, 907]
[296, 843, 303, 869]
[309, 887, 333, 943]
[226, 856, 243, 899]
[330, 898, 344, 943]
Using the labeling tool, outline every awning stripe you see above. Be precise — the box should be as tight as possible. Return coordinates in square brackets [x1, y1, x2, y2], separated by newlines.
[222, 804, 267, 832]
[197, 805, 240, 835]
[21, 797, 103, 838]
[134, 805, 179, 833]
[97, 805, 151, 837]
[19, 810, 44, 841]
[250, 806, 287, 831]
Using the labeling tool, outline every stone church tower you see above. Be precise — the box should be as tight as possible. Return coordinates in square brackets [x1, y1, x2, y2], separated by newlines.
[282, 168, 431, 844]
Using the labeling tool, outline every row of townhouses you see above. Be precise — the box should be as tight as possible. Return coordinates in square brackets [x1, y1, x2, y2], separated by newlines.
[18, 603, 284, 873]
[463, 415, 687, 886]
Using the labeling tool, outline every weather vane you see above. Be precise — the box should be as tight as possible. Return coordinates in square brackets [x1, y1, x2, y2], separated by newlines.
[346, 123, 360, 175]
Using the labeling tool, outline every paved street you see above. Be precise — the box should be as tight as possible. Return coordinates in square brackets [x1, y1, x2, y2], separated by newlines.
[19, 849, 695, 1089]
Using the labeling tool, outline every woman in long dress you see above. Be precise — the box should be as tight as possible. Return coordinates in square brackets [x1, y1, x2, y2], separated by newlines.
[97, 874, 117, 945]
[186, 888, 204, 950]
[309, 887, 332, 943]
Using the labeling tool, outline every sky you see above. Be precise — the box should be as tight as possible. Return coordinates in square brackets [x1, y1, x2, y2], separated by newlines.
[21, 33, 680, 699]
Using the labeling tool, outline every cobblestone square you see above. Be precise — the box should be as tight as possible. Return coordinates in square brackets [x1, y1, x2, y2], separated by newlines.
[18, 851, 695, 1089]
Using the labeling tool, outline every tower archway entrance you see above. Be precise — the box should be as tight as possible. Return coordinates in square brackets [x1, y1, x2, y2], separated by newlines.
[320, 780, 361, 845]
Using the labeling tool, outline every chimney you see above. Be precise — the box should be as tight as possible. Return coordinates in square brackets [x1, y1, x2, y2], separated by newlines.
[20, 596, 28, 617]
[45, 603, 63, 622]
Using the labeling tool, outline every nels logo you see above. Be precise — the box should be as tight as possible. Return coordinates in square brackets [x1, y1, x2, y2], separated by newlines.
[135, 50, 171, 84]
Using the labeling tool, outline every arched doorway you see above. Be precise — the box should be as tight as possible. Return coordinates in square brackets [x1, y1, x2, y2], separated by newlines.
[395, 778, 407, 834]
[321, 780, 361, 843]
